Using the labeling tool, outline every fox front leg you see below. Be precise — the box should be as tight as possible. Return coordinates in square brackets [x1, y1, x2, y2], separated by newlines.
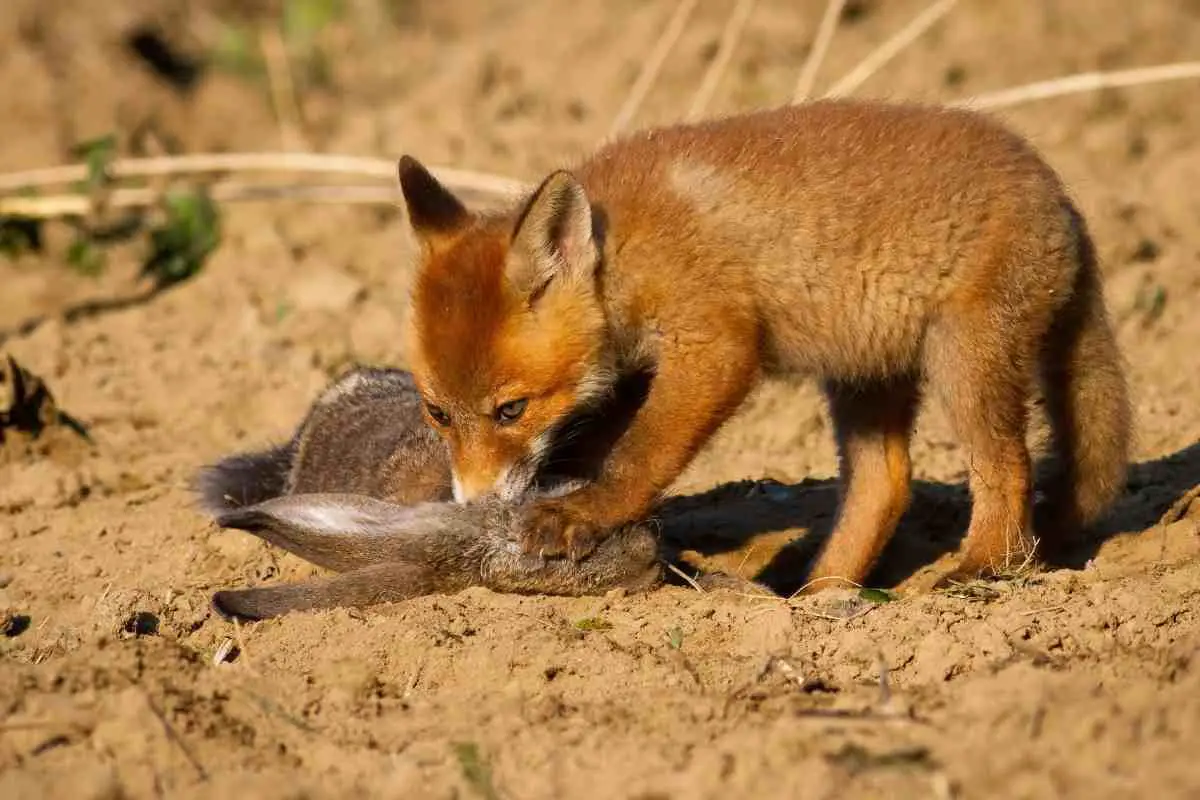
[520, 324, 761, 560]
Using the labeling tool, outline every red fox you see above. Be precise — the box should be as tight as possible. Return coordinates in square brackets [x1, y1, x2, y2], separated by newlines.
[397, 99, 1132, 591]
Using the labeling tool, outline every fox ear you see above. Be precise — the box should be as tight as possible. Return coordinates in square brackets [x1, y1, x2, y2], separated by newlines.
[508, 171, 598, 300]
[398, 156, 469, 247]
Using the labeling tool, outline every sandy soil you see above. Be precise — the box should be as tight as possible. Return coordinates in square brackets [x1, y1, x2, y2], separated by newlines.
[2, 1, 1199, 797]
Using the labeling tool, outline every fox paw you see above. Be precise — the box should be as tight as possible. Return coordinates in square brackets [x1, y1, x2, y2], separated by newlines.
[521, 501, 606, 562]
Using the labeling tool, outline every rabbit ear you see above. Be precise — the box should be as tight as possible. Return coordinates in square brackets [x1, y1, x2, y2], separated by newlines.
[212, 561, 435, 621]
[215, 493, 446, 572]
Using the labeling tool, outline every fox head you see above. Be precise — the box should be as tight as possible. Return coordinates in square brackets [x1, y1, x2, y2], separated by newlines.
[397, 156, 615, 504]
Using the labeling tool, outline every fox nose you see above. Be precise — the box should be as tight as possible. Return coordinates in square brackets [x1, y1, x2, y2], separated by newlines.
[451, 472, 497, 504]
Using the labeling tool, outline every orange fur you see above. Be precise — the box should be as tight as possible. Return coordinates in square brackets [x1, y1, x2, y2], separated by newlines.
[397, 99, 1132, 589]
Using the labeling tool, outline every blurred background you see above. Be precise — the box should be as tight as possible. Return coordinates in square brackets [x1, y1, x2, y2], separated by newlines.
[2, 3, 1199, 796]
[2, 0, 1196, 478]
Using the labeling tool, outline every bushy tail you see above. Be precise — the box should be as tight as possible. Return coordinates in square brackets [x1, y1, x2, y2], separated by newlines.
[1038, 207, 1132, 534]
[192, 444, 295, 516]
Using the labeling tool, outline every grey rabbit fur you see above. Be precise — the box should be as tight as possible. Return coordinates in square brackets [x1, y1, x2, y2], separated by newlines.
[196, 367, 667, 621]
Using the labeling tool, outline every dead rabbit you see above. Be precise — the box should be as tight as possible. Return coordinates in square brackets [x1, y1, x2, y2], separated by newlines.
[197, 367, 670, 621]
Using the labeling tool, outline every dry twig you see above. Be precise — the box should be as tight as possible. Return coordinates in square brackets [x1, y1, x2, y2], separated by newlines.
[260, 26, 309, 151]
[665, 561, 707, 593]
[0, 182, 403, 217]
[1, 35, 1195, 229]
[787, 574, 862, 600]
[792, 0, 847, 103]
[608, 0, 700, 137]
[143, 691, 207, 781]
[685, 0, 759, 122]
[823, 0, 959, 98]
[953, 61, 1200, 110]
[0, 152, 526, 197]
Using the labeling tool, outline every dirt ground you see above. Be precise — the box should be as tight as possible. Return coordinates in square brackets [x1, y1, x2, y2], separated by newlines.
[2, 1, 1200, 797]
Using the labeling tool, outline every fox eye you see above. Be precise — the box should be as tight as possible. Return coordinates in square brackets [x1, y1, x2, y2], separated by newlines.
[425, 402, 451, 426]
[494, 398, 528, 425]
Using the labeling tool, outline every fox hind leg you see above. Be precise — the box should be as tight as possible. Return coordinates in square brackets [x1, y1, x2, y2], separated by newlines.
[804, 377, 920, 592]
[925, 311, 1039, 585]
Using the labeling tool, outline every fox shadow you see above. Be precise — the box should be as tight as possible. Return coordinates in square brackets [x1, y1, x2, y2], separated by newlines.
[652, 440, 1200, 595]
[544, 368, 1200, 594]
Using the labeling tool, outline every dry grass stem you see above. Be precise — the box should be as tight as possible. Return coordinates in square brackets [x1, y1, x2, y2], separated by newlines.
[404, 659, 425, 697]
[608, 0, 699, 137]
[823, 0, 959, 98]
[787, 574, 863, 600]
[665, 561, 707, 593]
[143, 690, 207, 781]
[0, 153, 527, 197]
[876, 650, 891, 704]
[684, 0, 759, 122]
[0, 183, 400, 218]
[794, 604, 875, 622]
[1018, 603, 1069, 616]
[260, 26, 308, 151]
[232, 617, 253, 672]
[734, 544, 757, 578]
[1, 62, 1193, 221]
[953, 61, 1200, 110]
[792, 0, 847, 103]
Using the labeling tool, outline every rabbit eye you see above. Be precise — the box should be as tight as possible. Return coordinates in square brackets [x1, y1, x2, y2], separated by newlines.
[494, 398, 528, 425]
[425, 402, 451, 426]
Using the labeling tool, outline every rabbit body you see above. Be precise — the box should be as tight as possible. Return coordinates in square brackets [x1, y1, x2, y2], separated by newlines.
[197, 367, 663, 620]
